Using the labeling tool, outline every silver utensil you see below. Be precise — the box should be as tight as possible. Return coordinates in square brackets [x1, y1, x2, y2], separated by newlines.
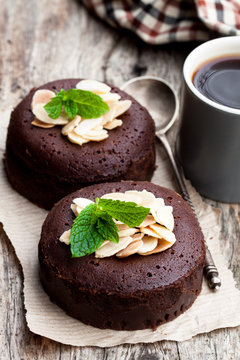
[121, 75, 221, 290]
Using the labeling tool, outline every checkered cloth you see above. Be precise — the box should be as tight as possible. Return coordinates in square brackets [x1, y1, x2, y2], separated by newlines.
[82, 0, 240, 44]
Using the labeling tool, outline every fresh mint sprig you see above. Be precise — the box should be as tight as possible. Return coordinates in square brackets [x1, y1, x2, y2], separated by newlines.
[69, 198, 150, 258]
[44, 88, 109, 120]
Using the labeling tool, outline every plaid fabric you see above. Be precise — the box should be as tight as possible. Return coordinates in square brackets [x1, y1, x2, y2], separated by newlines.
[82, 0, 240, 44]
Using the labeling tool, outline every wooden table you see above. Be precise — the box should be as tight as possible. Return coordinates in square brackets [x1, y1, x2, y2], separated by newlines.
[0, 1, 239, 359]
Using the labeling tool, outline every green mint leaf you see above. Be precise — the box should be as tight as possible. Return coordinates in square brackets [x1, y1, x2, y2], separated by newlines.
[96, 212, 119, 243]
[97, 198, 150, 228]
[44, 88, 110, 120]
[69, 203, 104, 257]
[44, 96, 62, 119]
[63, 99, 78, 120]
[62, 89, 109, 119]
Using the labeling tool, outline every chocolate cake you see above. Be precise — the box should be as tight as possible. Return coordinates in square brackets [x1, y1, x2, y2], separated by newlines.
[39, 181, 205, 330]
[4, 79, 155, 210]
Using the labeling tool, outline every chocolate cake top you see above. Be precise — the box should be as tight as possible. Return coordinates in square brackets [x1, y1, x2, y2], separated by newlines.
[7, 79, 155, 182]
[39, 181, 205, 295]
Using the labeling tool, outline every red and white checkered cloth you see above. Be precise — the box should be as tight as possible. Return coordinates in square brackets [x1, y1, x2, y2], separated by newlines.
[82, 0, 240, 44]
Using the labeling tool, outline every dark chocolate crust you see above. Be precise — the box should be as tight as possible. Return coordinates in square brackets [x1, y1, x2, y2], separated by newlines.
[39, 181, 205, 330]
[5, 79, 155, 209]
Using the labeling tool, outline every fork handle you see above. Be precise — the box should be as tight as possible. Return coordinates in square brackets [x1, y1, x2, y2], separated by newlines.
[157, 133, 221, 290]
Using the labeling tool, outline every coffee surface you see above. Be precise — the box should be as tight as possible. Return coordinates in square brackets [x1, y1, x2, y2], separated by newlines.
[193, 55, 240, 109]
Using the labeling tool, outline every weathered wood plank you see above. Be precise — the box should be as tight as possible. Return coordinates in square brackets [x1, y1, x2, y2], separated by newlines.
[0, 0, 239, 359]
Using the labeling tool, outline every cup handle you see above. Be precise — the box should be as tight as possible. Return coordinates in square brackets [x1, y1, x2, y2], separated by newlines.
[157, 133, 221, 290]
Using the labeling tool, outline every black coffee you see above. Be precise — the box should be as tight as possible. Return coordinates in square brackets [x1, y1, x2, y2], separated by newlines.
[193, 55, 240, 109]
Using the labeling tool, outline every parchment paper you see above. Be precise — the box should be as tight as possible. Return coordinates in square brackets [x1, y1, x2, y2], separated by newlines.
[0, 108, 240, 347]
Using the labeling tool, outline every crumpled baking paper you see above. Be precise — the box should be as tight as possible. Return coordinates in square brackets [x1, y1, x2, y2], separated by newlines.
[0, 108, 240, 347]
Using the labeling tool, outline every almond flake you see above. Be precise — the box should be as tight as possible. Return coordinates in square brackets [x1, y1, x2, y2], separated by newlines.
[78, 129, 108, 141]
[131, 232, 144, 241]
[61, 116, 81, 135]
[152, 206, 174, 231]
[99, 93, 121, 104]
[73, 198, 93, 209]
[32, 104, 69, 125]
[149, 224, 176, 243]
[59, 229, 71, 245]
[114, 100, 132, 118]
[141, 238, 175, 256]
[118, 228, 137, 237]
[76, 80, 111, 94]
[102, 104, 116, 125]
[116, 224, 129, 231]
[137, 236, 158, 254]
[141, 226, 161, 238]
[74, 118, 103, 134]
[138, 190, 156, 207]
[95, 236, 133, 258]
[71, 204, 81, 217]
[116, 240, 143, 258]
[31, 119, 55, 128]
[104, 119, 122, 130]
[139, 215, 156, 228]
[31, 89, 55, 108]
[67, 131, 89, 145]
[101, 192, 129, 201]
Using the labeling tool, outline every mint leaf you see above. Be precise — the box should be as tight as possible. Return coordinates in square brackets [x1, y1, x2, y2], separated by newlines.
[69, 197, 150, 258]
[63, 89, 109, 119]
[69, 203, 119, 257]
[64, 99, 78, 120]
[44, 88, 109, 120]
[44, 96, 62, 119]
[97, 198, 150, 228]
[96, 212, 119, 243]
[70, 203, 103, 257]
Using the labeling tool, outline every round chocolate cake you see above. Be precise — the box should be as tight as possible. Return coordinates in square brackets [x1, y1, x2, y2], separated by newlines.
[5, 79, 155, 210]
[39, 181, 205, 330]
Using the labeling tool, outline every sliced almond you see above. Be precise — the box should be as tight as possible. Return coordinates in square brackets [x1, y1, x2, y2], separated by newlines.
[32, 104, 69, 125]
[73, 198, 93, 209]
[61, 116, 81, 135]
[141, 226, 161, 238]
[149, 224, 176, 244]
[104, 119, 122, 130]
[76, 80, 111, 94]
[67, 131, 89, 145]
[116, 223, 129, 231]
[153, 206, 174, 231]
[101, 192, 128, 201]
[98, 240, 109, 249]
[139, 215, 156, 228]
[74, 118, 103, 134]
[99, 93, 121, 104]
[138, 190, 156, 207]
[59, 229, 71, 245]
[141, 238, 175, 256]
[95, 236, 133, 258]
[116, 240, 143, 258]
[131, 232, 144, 241]
[114, 100, 132, 118]
[71, 204, 81, 217]
[31, 118, 55, 128]
[31, 89, 55, 108]
[150, 198, 165, 211]
[102, 104, 116, 125]
[79, 129, 108, 141]
[118, 227, 137, 237]
[137, 236, 158, 254]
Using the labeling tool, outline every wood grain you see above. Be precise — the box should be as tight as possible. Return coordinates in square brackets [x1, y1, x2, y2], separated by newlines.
[0, 0, 239, 359]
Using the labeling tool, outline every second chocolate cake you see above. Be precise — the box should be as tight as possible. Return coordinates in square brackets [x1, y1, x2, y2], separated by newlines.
[39, 181, 205, 331]
[5, 79, 155, 209]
